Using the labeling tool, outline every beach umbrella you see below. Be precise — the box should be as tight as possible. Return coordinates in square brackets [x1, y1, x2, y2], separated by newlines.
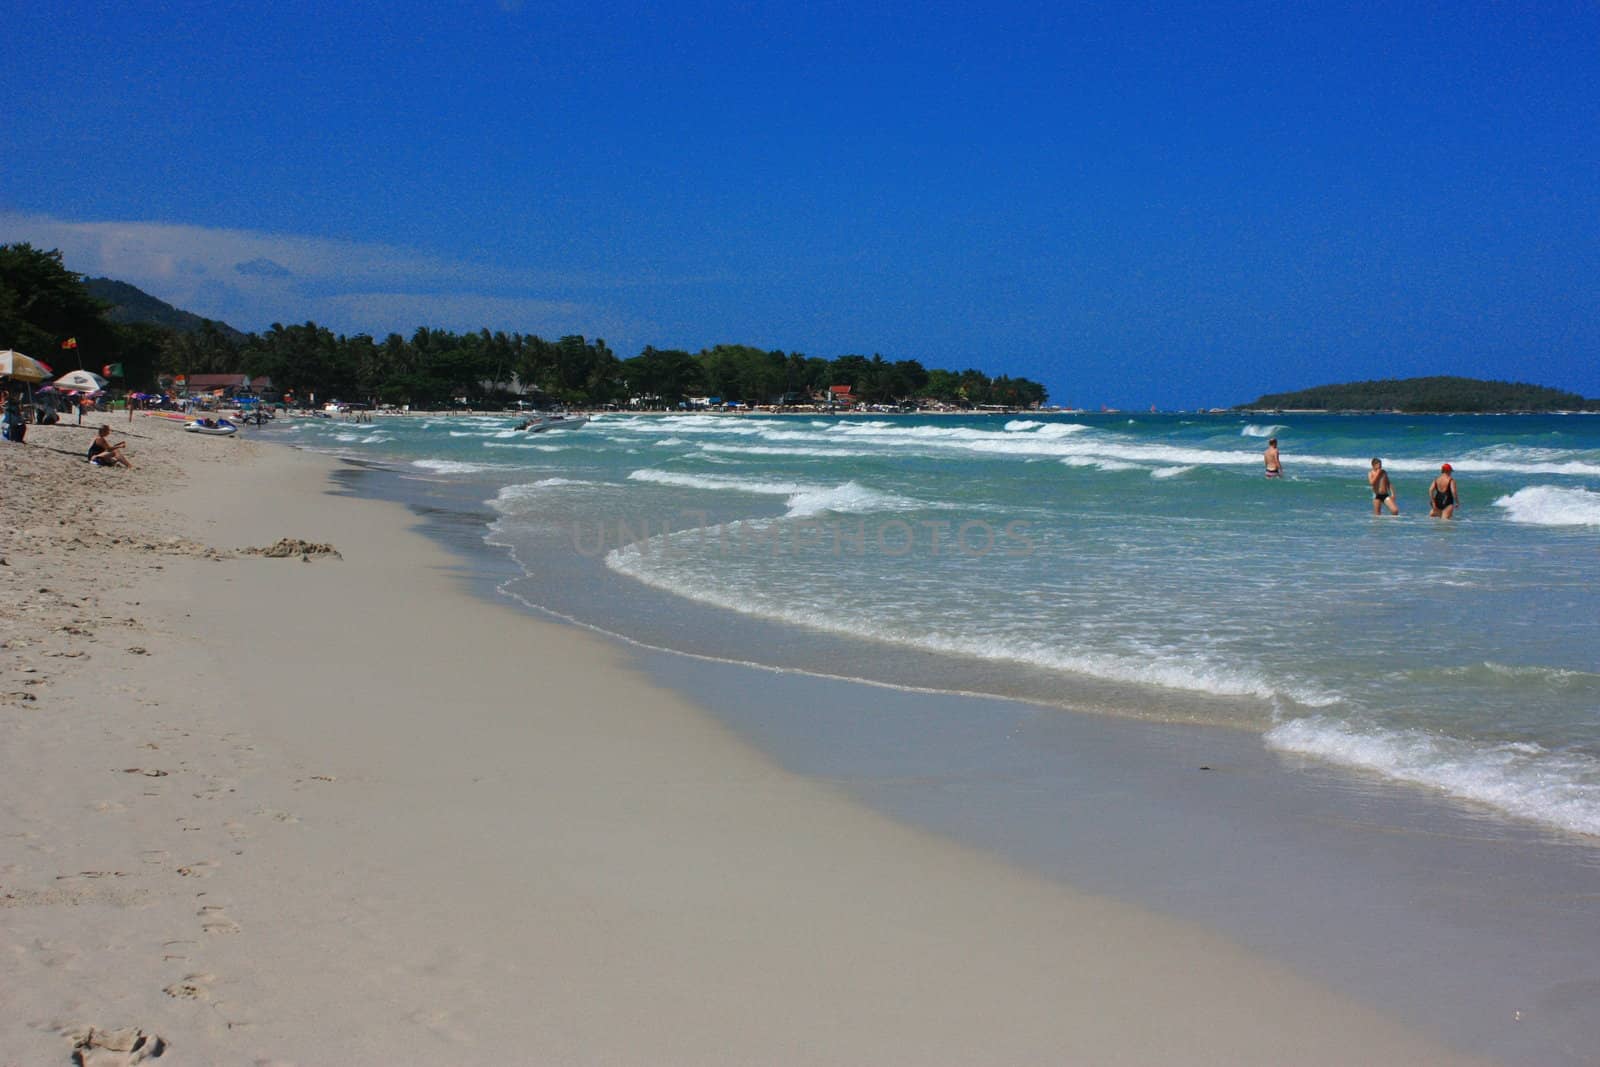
[54, 369, 109, 392]
[0, 349, 49, 382]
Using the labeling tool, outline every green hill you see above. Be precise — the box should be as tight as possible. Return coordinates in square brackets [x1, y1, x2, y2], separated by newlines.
[84, 277, 247, 343]
[1238, 376, 1598, 413]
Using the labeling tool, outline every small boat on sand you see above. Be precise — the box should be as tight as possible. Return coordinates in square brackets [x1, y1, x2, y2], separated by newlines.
[185, 418, 238, 436]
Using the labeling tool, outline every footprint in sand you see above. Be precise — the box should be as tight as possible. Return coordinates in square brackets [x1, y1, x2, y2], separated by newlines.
[176, 860, 219, 879]
[197, 904, 239, 935]
[162, 972, 215, 1001]
[63, 1024, 166, 1064]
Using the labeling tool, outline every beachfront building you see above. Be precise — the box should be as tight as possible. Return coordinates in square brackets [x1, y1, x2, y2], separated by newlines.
[166, 373, 273, 399]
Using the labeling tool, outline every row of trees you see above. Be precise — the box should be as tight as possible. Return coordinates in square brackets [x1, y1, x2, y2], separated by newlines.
[2, 243, 1048, 409]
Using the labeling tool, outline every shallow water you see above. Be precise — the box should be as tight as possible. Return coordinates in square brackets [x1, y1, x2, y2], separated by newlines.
[280, 410, 1600, 839]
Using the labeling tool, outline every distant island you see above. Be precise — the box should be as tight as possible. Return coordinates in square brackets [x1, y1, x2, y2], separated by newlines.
[1238, 376, 1599, 414]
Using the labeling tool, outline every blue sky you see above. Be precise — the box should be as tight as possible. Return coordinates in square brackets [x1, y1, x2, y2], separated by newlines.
[2, 1, 1595, 407]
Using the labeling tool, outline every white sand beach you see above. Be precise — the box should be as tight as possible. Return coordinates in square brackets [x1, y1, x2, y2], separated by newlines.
[0, 418, 1482, 1064]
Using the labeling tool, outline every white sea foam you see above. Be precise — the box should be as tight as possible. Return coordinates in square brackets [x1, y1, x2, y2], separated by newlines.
[1058, 456, 1141, 472]
[613, 416, 1600, 477]
[1150, 465, 1194, 478]
[782, 483, 910, 518]
[1267, 717, 1600, 837]
[700, 443, 879, 459]
[606, 538, 1335, 704]
[1429, 661, 1600, 691]
[411, 459, 493, 474]
[490, 478, 605, 513]
[627, 469, 814, 496]
[627, 469, 914, 516]
[483, 441, 575, 451]
[1493, 486, 1600, 527]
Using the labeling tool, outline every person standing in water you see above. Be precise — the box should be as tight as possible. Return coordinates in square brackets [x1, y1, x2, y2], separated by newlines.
[1369, 458, 1398, 515]
[1429, 463, 1459, 519]
[1263, 438, 1283, 478]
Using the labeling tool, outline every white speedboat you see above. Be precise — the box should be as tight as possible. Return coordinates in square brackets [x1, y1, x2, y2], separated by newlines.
[521, 414, 590, 433]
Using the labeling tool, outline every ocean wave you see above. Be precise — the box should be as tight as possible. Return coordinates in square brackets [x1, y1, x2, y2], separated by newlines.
[606, 540, 1335, 704]
[490, 477, 606, 513]
[1420, 661, 1600, 692]
[700, 443, 880, 459]
[616, 417, 1600, 476]
[1150, 465, 1194, 479]
[627, 469, 916, 516]
[1059, 456, 1142, 472]
[1493, 486, 1600, 527]
[410, 459, 494, 474]
[1267, 717, 1600, 837]
[482, 441, 575, 451]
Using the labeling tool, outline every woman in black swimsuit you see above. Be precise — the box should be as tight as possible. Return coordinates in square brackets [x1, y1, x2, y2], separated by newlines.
[1429, 463, 1458, 519]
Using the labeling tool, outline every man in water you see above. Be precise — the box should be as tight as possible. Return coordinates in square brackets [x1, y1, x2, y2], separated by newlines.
[1263, 438, 1282, 478]
[1369, 458, 1398, 515]
[1429, 463, 1459, 519]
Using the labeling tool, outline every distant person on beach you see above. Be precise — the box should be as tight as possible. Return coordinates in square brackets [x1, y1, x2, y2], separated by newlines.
[1429, 464, 1459, 519]
[2, 396, 26, 444]
[1263, 438, 1282, 478]
[1369, 458, 1397, 515]
[87, 425, 133, 468]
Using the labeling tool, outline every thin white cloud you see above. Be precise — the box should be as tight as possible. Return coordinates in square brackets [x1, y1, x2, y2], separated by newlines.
[0, 212, 644, 340]
[317, 292, 587, 337]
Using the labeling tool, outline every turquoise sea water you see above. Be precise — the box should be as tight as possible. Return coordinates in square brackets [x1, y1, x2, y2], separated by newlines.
[277, 411, 1600, 839]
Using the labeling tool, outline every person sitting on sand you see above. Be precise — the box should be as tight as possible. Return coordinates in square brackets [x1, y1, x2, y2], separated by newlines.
[2, 396, 26, 444]
[1429, 464, 1459, 519]
[87, 425, 133, 468]
[1368, 458, 1397, 515]
[1264, 438, 1282, 478]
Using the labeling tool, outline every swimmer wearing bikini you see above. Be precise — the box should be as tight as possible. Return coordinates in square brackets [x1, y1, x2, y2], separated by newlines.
[1429, 463, 1459, 519]
[1264, 438, 1282, 478]
[1369, 458, 1398, 515]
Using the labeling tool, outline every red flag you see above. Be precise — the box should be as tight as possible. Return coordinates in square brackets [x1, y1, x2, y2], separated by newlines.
[61, 337, 78, 349]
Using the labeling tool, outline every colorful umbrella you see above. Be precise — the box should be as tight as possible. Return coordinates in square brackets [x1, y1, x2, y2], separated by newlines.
[0, 349, 49, 383]
[53, 369, 109, 392]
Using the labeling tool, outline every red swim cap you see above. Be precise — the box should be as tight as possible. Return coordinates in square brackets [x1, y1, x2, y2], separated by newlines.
[1441, 463, 1453, 472]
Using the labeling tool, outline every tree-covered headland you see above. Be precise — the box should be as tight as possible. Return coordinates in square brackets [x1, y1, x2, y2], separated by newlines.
[1, 244, 1047, 410]
[1239, 376, 1598, 413]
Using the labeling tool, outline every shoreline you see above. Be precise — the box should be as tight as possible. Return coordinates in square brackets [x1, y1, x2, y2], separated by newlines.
[341, 443, 1600, 1065]
[0, 420, 1500, 1063]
